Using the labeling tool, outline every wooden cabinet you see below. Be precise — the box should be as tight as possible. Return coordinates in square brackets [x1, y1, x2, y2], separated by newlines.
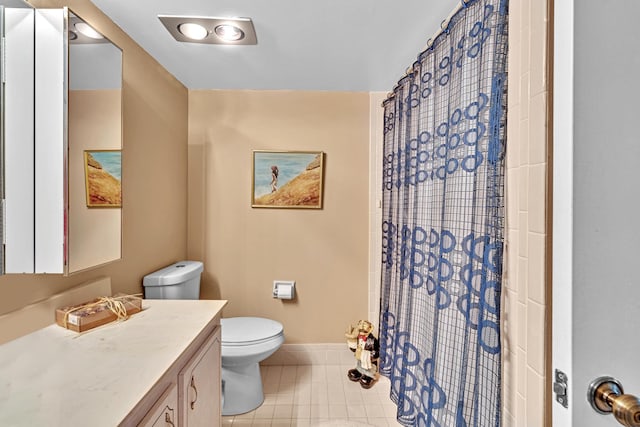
[138, 384, 178, 427]
[125, 326, 222, 427]
[179, 327, 221, 426]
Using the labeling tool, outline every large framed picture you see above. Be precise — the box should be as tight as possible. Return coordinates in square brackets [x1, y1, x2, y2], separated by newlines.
[84, 150, 122, 208]
[252, 150, 325, 209]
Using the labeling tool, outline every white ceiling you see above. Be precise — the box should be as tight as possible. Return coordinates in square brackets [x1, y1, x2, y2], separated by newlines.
[90, 0, 459, 92]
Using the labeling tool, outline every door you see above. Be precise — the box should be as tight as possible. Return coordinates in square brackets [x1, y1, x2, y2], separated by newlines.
[3, 4, 35, 273]
[553, 1, 640, 426]
[179, 328, 221, 426]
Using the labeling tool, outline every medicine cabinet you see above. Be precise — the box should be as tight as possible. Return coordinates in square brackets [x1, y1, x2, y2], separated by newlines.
[1, 5, 123, 275]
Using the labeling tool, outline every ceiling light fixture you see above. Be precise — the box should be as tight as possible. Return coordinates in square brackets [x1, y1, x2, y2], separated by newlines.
[75, 22, 104, 40]
[158, 15, 257, 45]
[68, 14, 109, 45]
[214, 24, 244, 42]
[178, 22, 209, 40]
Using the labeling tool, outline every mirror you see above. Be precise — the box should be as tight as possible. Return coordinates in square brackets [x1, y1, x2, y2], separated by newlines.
[1, 0, 35, 274]
[66, 10, 123, 274]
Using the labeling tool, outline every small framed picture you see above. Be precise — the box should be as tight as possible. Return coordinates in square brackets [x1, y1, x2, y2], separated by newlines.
[84, 150, 122, 208]
[252, 150, 324, 209]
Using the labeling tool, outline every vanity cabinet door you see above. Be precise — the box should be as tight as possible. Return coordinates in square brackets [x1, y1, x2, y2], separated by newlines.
[137, 383, 178, 427]
[179, 327, 221, 426]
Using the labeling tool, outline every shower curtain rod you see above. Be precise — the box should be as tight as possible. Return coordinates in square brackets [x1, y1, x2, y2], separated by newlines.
[382, 0, 466, 106]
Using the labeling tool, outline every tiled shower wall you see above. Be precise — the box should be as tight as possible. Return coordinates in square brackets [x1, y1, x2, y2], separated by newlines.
[367, 1, 551, 425]
[503, 0, 550, 425]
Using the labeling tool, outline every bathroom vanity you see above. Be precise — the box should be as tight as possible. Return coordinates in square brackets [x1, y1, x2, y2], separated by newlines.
[0, 299, 227, 426]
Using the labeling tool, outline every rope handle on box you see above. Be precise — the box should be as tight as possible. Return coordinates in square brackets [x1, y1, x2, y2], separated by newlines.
[62, 294, 143, 329]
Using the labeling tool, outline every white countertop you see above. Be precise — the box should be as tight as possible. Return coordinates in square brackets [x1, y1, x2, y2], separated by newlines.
[0, 299, 227, 426]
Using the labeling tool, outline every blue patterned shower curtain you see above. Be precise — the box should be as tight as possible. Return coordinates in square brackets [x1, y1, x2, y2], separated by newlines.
[379, 1, 508, 426]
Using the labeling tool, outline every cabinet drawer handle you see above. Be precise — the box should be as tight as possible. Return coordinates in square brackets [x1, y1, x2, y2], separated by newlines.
[164, 411, 175, 427]
[190, 376, 198, 410]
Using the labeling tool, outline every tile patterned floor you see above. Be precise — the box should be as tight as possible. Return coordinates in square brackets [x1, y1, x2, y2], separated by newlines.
[222, 365, 402, 426]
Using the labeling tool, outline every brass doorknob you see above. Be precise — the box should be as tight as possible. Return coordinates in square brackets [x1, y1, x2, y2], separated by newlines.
[588, 376, 640, 427]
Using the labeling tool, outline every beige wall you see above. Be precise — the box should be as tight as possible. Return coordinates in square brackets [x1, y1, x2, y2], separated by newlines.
[1, 0, 189, 316]
[503, 0, 551, 426]
[368, 92, 386, 329]
[188, 90, 370, 343]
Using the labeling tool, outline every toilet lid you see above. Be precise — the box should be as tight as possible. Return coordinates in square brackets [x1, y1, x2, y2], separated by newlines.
[221, 317, 284, 345]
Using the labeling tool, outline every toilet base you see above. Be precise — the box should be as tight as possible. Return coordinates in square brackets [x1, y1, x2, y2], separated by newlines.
[221, 362, 264, 416]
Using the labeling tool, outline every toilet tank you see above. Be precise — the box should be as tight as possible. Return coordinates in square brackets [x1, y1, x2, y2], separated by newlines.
[142, 261, 203, 300]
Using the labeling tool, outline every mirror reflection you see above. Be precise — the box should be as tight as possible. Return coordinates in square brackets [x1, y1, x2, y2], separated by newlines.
[66, 11, 122, 274]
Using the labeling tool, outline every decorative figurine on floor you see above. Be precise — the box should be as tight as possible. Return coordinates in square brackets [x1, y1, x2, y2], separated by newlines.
[345, 320, 380, 389]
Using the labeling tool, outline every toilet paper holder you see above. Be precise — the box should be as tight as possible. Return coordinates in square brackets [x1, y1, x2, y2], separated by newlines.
[273, 280, 295, 299]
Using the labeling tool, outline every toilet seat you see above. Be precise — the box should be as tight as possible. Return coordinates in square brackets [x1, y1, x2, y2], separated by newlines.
[221, 317, 284, 347]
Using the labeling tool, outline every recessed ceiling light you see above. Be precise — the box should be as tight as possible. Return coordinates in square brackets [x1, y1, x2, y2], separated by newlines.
[214, 24, 244, 41]
[178, 22, 208, 40]
[75, 22, 104, 40]
[158, 15, 257, 45]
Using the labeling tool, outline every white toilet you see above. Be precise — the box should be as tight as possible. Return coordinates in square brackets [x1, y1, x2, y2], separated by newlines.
[221, 317, 285, 415]
[143, 263, 284, 416]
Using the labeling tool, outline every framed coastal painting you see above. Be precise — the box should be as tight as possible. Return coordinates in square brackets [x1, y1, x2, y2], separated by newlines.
[84, 150, 122, 208]
[252, 150, 325, 209]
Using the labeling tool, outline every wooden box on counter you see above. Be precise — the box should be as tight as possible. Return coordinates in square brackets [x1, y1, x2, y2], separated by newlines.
[55, 295, 142, 333]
